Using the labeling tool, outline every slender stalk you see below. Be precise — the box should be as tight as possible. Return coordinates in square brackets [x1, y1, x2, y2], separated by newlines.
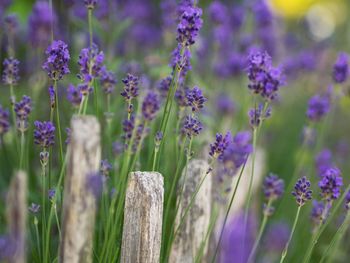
[280, 206, 301, 263]
[247, 199, 273, 263]
[41, 161, 48, 263]
[9, 84, 19, 153]
[53, 80, 64, 163]
[19, 131, 25, 169]
[54, 203, 62, 240]
[88, 9, 93, 50]
[34, 217, 41, 261]
[320, 212, 350, 263]
[211, 162, 247, 263]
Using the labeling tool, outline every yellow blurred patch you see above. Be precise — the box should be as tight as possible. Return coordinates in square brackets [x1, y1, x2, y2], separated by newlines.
[268, 0, 318, 18]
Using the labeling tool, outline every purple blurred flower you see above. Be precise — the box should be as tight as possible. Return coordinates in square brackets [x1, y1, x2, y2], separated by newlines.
[2, 58, 19, 85]
[4, 14, 18, 34]
[209, 132, 233, 159]
[0, 235, 16, 261]
[333, 52, 348, 84]
[65, 128, 71, 145]
[48, 86, 55, 108]
[48, 188, 56, 200]
[86, 172, 104, 199]
[113, 141, 124, 156]
[43, 40, 70, 81]
[28, 1, 56, 48]
[306, 93, 331, 122]
[247, 51, 284, 100]
[142, 91, 160, 121]
[28, 203, 40, 214]
[263, 173, 284, 201]
[14, 95, 32, 132]
[181, 115, 203, 138]
[157, 76, 172, 99]
[253, 0, 273, 27]
[311, 200, 327, 226]
[78, 44, 104, 82]
[292, 176, 312, 206]
[34, 121, 55, 148]
[176, 5, 203, 46]
[100, 68, 116, 94]
[315, 149, 333, 177]
[319, 167, 343, 201]
[0, 105, 10, 136]
[186, 86, 206, 112]
[84, 0, 97, 9]
[122, 115, 135, 141]
[100, 159, 112, 176]
[263, 222, 290, 253]
[215, 94, 235, 115]
[208, 1, 229, 24]
[220, 131, 253, 175]
[248, 103, 271, 128]
[175, 86, 189, 107]
[170, 44, 192, 80]
[220, 211, 256, 263]
[66, 84, 83, 107]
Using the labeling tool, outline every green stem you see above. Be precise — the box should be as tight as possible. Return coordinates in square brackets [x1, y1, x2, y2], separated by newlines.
[19, 131, 25, 169]
[42, 161, 48, 263]
[211, 162, 247, 263]
[9, 84, 19, 154]
[247, 199, 273, 263]
[280, 206, 301, 263]
[34, 217, 41, 261]
[88, 9, 93, 50]
[54, 80, 64, 164]
[320, 212, 350, 263]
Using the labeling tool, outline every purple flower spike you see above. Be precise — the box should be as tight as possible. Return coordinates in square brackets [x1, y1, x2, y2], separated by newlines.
[220, 131, 252, 175]
[247, 51, 284, 100]
[209, 132, 233, 159]
[306, 94, 331, 122]
[157, 76, 172, 99]
[100, 68, 116, 94]
[319, 167, 343, 201]
[176, 5, 203, 46]
[315, 149, 333, 177]
[311, 200, 326, 226]
[66, 84, 82, 107]
[121, 73, 139, 100]
[186, 86, 206, 112]
[48, 188, 56, 200]
[181, 115, 203, 138]
[142, 92, 160, 121]
[14, 95, 32, 132]
[248, 103, 271, 128]
[0, 105, 10, 136]
[263, 173, 284, 201]
[333, 52, 348, 84]
[292, 176, 312, 206]
[48, 86, 55, 108]
[28, 203, 40, 214]
[34, 121, 55, 148]
[78, 44, 104, 82]
[43, 40, 70, 81]
[2, 58, 19, 85]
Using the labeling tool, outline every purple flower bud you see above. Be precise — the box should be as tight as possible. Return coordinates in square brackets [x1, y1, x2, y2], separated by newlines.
[311, 200, 330, 226]
[315, 149, 333, 177]
[142, 91, 160, 121]
[66, 84, 82, 107]
[292, 176, 312, 206]
[157, 76, 172, 99]
[263, 173, 284, 201]
[100, 159, 112, 176]
[122, 115, 135, 142]
[48, 188, 56, 200]
[28, 203, 40, 214]
[319, 167, 343, 201]
[84, 0, 97, 10]
[176, 5, 203, 46]
[78, 44, 104, 82]
[155, 131, 163, 147]
[0, 105, 10, 136]
[48, 86, 55, 108]
[175, 86, 189, 107]
[2, 58, 19, 85]
[332, 52, 348, 84]
[306, 93, 331, 122]
[42, 40, 70, 81]
[100, 67, 116, 94]
[14, 95, 32, 132]
[121, 73, 139, 100]
[248, 103, 271, 128]
[209, 132, 233, 159]
[181, 115, 203, 138]
[186, 86, 206, 112]
[34, 121, 55, 148]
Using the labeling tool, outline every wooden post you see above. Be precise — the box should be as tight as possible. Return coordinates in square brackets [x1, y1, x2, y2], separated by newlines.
[169, 159, 212, 263]
[60, 116, 101, 263]
[6, 170, 27, 263]
[121, 171, 164, 263]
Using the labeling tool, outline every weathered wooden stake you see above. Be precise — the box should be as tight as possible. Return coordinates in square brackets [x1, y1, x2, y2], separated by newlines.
[121, 171, 164, 263]
[169, 159, 212, 263]
[6, 170, 27, 263]
[60, 116, 101, 263]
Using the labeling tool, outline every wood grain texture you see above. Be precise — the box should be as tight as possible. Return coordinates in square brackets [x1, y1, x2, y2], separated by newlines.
[121, 171, 164, 263]
[60, 116, 101, 263]
[169, 159, 212, 263]
[6, 170, 27, 263]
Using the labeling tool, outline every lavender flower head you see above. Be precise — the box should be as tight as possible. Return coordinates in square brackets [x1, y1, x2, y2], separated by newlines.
[157, 76, 172, 99]
[186, 86, 206, 112]
[181, 115, 203, 138]
[246, 51, 284, 100]
[315, 149, 333, 177]
[100, 159, 112, 177]
[2, 58, 19, 85]
[209, 132, 233, 159]
[292, 176, 312, 206]
[122, 115, 135, 141]
[84, 0, 97, 9]
[333, 52, 348, 84]
[319, 167, 343, 201]
[0, 235, 16, 261]
[170, 44, 192, 81]
[142, 91, 160, 121]
[0, 105, 10, 136]
[78, 44, 104, 82]
[66, 84, 82, 107]
[43, 40, 70, 81]
[216, 94, 235, 115]
[248, 103, 271, 128]
[176, 5, 203, 46]
[14, 95, 32, 132]
[28, 1, 56, 48]
[48, 188, 56, 200]
[263, 173, 284, 201]
[311, 200, 326, 226]
[34, 121, 55, 148]
[121, 73, 139, 100]
[221, 131, 253, 175]
[306, 94, 331, 122]
[100, 68, 116, 94]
